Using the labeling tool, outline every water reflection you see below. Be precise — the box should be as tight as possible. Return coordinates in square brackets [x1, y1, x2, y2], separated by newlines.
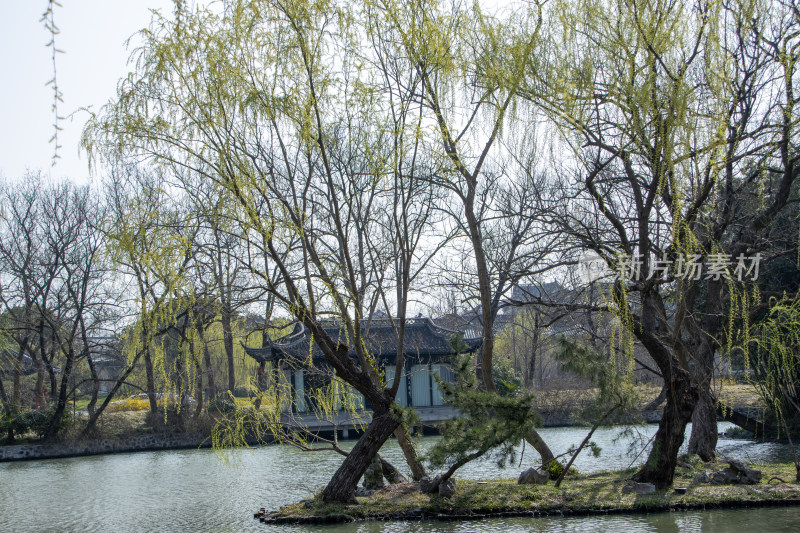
[343, 509, 800, 532]
[0, 422, 797, 532]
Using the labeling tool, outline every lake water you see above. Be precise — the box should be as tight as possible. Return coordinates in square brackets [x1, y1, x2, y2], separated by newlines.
[1, 422, 798, 532]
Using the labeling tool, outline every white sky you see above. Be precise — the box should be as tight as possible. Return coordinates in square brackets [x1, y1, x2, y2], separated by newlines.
[0, 1, 175, 185]
[0, 1, 516, 186]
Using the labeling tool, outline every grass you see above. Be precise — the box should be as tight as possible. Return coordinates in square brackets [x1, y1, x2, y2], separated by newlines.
[73, 395, 108, 411]
[55, 410, 150, 440]
[3, 393, 271, 445]
[260, 458, 800, 524]
[532, 383, 764, 413]
[90, 410, 151, 438]
[714, 381, 766, 408]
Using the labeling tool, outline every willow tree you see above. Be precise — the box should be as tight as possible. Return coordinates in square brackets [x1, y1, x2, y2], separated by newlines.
[748, 296, 800, 481]
[85, 0, 448, 503]
[671, 0, 800, 460]
[523, 0, 799, 486]
[190, 188, 261, 399]
[92, 166, 200, 424]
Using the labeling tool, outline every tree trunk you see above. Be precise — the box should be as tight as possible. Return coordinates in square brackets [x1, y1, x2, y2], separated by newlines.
[714, 396, 775, 437]
[524, 354, 534, 390]
[81, 349, 145, 438]
[393, 425, 426, 481]
[688, 278, 723, 460]
[379, 455, 408, 484]
[222, 311, 235, 394]
[525, 313, 540, 391]
[555, 404, 619, 488]
[34, 358, 44, 409]
[688, 388, 718, 461]
[189, 335, 204, 418]
[320, 409, 399, 503]
[644, 383, 667, 411]
[428, 449, 485, 493]
[687, 347, 718, 460]
[45, 357, 58, 403]
[144, 347, 158, 414]
[203, 343, 217, 402]
[86, 353, 100, 418]
[174, 341, 186, 409]
[44, 349, 76, 441]
[526, 349, 536, 391]
[0, 378, 14, 443]
[525, 428, 555, 465]
[195, 365, 204, 418]
[13, 350, 24, 407]
[632, 368, 699, 488]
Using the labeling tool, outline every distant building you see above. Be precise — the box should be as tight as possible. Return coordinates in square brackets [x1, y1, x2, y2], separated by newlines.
[82, 337, 124, 395]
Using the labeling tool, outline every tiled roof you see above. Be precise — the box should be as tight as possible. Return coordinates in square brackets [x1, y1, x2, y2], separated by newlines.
[242, 317, 482, 364]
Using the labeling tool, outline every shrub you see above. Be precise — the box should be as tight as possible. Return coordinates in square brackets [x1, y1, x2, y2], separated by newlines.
[546, 460, 579, 480]
[207, 397, 237, 414]
[0, 408, 71, 439]
[232, 387, 252, 398]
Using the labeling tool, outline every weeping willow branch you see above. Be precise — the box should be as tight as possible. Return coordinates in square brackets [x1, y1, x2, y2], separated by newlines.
[41, 0, 64, 165]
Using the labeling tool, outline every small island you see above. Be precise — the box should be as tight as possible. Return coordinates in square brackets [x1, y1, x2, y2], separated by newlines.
[258, 458, 800, 525]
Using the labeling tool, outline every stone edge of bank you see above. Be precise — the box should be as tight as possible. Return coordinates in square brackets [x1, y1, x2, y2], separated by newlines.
[257, 497, 800, 525]
[0, 406, 764, 463]
[0, 433, 215, 462]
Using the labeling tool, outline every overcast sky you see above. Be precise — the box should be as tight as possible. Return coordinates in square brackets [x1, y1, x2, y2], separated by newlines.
[0, 1, 175, 185]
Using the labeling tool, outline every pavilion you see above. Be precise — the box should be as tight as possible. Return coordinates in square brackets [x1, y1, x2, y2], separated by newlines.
[242, 317, 482, 416]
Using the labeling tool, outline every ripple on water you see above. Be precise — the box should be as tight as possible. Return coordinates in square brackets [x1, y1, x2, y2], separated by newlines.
[1, 422, 798, 532]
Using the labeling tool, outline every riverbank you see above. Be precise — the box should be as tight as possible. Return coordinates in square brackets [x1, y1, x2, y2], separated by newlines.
[0, 383, 768, 462]
[256, 459, 800, 525]
[0, 431, 213, 461]
[0, 409, 267, 462]
[0, 408, 767, 463]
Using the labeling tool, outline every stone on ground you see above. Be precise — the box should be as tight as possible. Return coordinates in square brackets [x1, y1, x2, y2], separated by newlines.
[362, 455, 386, 490]
[518, 467, 549, 485]
[622, 480, 656, 495]
[438, 478, 456, 499]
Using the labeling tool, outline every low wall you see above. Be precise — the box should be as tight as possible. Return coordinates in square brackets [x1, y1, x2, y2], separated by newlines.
[0, 432, 212, 462]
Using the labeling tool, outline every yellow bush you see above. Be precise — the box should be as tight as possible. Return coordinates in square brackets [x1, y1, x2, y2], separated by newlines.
[106, 397, 151, 413]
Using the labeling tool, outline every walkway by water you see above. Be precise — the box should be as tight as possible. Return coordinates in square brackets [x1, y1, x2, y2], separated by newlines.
[1, 423, 798, 532]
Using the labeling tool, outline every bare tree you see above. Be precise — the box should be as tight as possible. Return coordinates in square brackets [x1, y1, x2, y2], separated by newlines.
[372, 0, 559, 464]
[0, 175, 116, 440]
